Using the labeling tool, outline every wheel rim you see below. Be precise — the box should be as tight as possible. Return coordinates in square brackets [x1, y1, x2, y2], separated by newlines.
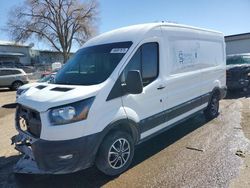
[108, 138, 130, 169]
[13, 82, 21, 89]
[210, 97, 218, 116]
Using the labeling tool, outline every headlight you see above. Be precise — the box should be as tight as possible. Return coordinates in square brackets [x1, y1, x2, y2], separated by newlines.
[248, 72, 250, 76]
[16, 88, 29, 98]
[49, 97, 95, 125]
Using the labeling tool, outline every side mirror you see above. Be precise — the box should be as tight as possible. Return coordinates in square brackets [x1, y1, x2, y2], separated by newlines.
[125, 70, 143, 94]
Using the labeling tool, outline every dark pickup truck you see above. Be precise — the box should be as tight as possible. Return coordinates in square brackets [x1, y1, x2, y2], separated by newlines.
[226, 54, 250, 92]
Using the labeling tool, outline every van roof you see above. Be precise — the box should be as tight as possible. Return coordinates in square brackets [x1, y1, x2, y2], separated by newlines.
[84, 22, 223, 47]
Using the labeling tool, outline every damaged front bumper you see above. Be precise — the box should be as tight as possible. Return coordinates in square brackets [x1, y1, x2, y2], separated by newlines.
[13, 103, 101, 174]
[11, 129, 102, 174]
[11, 132, 46, 174]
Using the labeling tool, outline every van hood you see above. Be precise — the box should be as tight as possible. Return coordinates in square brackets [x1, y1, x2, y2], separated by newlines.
[17, 83, 102, 112]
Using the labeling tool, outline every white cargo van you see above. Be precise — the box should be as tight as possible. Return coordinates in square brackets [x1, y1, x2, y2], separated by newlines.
[12, 23, 226, 176]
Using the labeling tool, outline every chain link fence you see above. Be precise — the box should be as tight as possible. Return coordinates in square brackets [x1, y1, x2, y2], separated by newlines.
[27, 64, 53, 80]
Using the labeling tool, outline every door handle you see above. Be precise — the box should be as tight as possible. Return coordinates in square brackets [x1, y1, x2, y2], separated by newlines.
[157, 85, 166, 90]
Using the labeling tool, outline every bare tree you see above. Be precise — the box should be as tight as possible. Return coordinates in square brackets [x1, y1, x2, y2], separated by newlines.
[6, 0, 99, 62]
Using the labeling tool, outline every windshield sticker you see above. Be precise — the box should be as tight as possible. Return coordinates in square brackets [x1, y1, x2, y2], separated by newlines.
[110, 48, 128, 53]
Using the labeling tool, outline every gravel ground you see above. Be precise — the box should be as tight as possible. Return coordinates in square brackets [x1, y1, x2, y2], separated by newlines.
[0, 88, 249, 188]
[230, 94, 250, 188]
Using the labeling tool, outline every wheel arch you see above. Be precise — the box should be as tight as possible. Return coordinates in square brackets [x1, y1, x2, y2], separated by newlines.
[206, 87, 221, 107]
[94, 118, 140, 163]
[11, 80, 24, 90]
[211, 87, 222, 100]
[11, 80, 23, 86]
[101, 119, 140, 145]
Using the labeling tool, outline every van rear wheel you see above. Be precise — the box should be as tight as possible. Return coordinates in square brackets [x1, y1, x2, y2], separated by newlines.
[204, 94, 219, 120]
[96, 131, 134, 176]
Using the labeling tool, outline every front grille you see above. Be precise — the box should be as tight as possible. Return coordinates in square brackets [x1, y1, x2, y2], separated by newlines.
[16, 105, 41, 138]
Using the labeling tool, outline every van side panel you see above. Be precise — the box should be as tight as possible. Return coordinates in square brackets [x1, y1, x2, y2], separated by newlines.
[140, 27, 225, 139]
[162, 27, 204, 111]
[199, 35, 226, 96]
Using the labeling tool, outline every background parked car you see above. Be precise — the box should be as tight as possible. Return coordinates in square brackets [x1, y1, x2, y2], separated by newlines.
[0, 68, 29, 90]
[39, 72, 56, 83]
[0, 61, 34, 73]
[226, 53, 250, 92]
[41, 69, 59, 78]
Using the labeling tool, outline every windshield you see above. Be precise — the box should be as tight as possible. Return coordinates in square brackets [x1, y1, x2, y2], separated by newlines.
[226, 55, 250, 65]
[54, 41, 132, 85]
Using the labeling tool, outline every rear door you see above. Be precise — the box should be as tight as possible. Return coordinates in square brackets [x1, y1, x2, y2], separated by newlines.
[0, 70, 16, 86]
[121, 40, 166, 139]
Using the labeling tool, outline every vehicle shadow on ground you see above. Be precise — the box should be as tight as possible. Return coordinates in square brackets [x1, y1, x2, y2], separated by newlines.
[0, 113, 208, 188]
[0, 102, 16, 119]
[132, 113, 206, 166]
[0, 106, 16, 119]
[0, 155, 20, 188]
[0, 88, 11, 93]
[2, 103, 17, 109]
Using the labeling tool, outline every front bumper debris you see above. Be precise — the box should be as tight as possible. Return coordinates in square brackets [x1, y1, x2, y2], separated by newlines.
[11, 129, 102, 174]
[11, 132, 46, 174]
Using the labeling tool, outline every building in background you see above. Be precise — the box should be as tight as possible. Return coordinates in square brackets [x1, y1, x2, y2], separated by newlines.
[0, 41, 32, 65]
[225, 33, 250, 55]
[0, 40, 73, 68]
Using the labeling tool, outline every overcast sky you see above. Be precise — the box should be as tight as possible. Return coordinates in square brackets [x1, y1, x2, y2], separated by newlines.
[0, 0, 249, 51]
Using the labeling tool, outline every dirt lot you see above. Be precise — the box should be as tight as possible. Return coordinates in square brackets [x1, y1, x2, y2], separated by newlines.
[0, 88, 250, 188]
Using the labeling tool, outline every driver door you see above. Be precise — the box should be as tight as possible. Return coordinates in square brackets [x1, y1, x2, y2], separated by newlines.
[121, 42, 166, 139]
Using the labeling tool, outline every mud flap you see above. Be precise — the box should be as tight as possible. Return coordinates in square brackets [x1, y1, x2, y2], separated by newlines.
[11, 133, 46, 174]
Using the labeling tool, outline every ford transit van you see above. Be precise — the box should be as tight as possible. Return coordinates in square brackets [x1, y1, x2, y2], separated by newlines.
[12, 23, 226, 176]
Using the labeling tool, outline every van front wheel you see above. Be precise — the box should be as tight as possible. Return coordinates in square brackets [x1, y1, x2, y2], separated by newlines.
[204, 94, 219, 120]
[96, 131, 134, 176]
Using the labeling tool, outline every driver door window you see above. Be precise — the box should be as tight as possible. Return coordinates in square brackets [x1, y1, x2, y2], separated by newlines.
[122, 42, 159, 87]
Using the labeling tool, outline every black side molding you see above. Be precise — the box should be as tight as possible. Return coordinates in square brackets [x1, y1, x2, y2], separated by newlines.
[139, 93, 211, 133]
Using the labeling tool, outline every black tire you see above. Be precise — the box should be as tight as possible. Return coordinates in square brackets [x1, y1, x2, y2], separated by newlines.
[95, 131, 134, 176]
[11, 81, 23, 90]
[204, 93, 219, 120]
